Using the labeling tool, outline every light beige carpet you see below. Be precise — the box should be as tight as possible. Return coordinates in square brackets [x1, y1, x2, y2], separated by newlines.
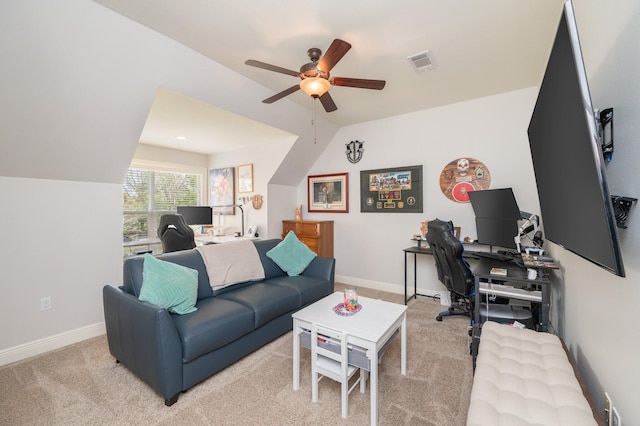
[0, 287, 473, 425]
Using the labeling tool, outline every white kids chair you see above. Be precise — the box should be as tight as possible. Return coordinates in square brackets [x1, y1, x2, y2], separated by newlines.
[310, 324, 366, 418]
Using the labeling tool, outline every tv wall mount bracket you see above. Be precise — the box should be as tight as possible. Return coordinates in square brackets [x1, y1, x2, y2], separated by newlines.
[596, 107, 614, 161]
[611, 196, 637, 229]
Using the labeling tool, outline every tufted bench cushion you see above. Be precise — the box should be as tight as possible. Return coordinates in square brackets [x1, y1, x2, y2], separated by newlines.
[467, 321, 599, 426]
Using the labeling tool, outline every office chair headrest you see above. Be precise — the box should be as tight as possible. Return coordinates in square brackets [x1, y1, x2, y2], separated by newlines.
[157, 214, 194, 238]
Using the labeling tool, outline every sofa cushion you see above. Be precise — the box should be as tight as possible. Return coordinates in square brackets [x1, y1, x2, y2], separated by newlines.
[253, 239, 287, 280]
[266, 231, 317, 276]
[123, 249, 214, 300]
[217, 282, 300, 328]
[172, 297, 255, 363]
[265, 275, 333, 307]
[138, 254, 198, 315]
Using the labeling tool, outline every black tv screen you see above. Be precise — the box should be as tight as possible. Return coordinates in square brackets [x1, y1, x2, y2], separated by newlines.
[468, 188, 521, 250]
[177, 206, 213, 225]
[527, 1, 624, 276]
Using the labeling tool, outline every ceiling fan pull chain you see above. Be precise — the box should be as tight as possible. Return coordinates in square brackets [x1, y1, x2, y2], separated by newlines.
[312, 98, 317, 144]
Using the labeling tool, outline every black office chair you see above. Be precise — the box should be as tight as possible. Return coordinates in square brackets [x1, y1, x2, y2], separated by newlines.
[425, 219, 475, 321]
[157, 214, 196, 253]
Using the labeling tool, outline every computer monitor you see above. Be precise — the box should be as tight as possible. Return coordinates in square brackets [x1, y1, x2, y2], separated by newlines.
[473, 218, 519, 250]
[468, 188, 521, 250]
[468, 188, 521, 219]
[176, 206, 213, 225]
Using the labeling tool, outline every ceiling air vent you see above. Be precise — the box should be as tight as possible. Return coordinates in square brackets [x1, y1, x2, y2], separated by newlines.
[408, 50, 436, 72]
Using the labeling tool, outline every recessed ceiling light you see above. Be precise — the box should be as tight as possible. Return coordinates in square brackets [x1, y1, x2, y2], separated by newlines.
[176, 136, 187, 141]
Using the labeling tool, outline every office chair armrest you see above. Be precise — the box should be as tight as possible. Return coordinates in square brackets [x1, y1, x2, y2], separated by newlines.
[102, 285, 183, 403]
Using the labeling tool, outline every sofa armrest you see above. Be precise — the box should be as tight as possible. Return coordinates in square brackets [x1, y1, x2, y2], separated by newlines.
[301, 256, 335, 287]
[102, 285, 183, 403]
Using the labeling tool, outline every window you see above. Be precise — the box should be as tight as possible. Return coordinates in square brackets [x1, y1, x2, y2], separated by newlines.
[123, 163, 206, 246]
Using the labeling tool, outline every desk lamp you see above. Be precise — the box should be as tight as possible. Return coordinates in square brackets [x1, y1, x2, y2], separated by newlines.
[212, 204, 244, 237]
[514, 213, 542, 253]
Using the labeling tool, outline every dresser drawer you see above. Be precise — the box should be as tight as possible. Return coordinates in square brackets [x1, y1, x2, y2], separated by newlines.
[282, 220, 333, 258]
[283, 221, 319, 237]
[297, 236, 319, 253]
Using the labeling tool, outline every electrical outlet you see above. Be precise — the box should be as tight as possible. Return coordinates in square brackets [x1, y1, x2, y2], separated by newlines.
[605, 392, 612, 425]
[40, 296, 52, 311]
[611, 406, 621, 426]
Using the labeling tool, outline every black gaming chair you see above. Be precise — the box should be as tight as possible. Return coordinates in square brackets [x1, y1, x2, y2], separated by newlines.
[157, 214, 196, 253]
[426, 219, 475, 321]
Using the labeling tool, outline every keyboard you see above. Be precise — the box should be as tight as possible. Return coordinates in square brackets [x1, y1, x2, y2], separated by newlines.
[472, 251, 515, 262]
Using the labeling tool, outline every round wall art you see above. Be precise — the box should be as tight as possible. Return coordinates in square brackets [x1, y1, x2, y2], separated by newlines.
[439, 157, 491, 202]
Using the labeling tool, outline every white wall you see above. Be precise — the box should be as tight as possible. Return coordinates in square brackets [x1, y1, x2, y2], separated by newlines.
[209, 139, 296, 238]
[0, 177, 122, 363]
[133, 144, 210, 172]
[302, 88, 540, 295]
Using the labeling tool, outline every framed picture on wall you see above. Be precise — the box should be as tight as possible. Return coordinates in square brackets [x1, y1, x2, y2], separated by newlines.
[360, 165, 423, 213]
[210, 167, 234, 215]
[238, 163, 253, 193]
[307, 172, 349, 213]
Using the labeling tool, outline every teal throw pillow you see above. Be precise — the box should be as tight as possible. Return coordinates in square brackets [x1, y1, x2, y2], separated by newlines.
[139, 254, 198, 315]
[266, 231, 317, 276]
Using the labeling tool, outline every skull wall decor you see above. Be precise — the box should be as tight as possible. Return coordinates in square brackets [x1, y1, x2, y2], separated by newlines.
[438, 157, 492, 203]
[457, 158, 470, 176]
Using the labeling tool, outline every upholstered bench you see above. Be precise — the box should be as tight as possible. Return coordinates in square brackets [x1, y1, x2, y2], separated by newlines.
[467, 321, 602, 425]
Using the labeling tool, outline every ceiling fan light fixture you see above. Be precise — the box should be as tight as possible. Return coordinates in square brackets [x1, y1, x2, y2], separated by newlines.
[300, 77, 330, 98]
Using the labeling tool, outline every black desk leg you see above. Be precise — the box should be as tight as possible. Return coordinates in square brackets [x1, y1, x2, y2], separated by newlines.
[413, 253, 417, 301]
[404, 252, 408, 305]
[540, 283, 549, 332]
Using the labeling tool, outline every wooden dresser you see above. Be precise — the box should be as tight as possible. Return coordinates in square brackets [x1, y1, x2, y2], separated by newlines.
[282, 220, 334, 258]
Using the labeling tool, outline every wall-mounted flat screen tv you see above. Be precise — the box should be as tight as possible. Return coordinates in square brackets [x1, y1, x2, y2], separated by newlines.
[527, 1, 624, 276]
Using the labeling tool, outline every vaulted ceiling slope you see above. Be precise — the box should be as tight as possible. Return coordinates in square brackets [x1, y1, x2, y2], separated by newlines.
[0, 0, 336, 184]
[95, 0, 567, 127]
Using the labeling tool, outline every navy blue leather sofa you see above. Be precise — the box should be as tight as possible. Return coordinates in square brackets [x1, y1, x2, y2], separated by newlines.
[103, 239, 335, 406]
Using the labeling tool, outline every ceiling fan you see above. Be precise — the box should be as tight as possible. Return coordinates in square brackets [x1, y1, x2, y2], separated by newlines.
[245, 39, 385, 113]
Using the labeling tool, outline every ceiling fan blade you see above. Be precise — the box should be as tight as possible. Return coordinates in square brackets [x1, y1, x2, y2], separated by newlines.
[331, 77, 386, 90]
[262, 85, 300, 104]
[245, 59, 300, 77]
[318, 39, 351, 73]
[319, 92, 337, 112]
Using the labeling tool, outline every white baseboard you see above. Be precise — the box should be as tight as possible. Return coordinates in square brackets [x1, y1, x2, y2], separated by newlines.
[0, 322, 106, 367]
[0, 278, 438, 367]
[335, 275, 440, 298]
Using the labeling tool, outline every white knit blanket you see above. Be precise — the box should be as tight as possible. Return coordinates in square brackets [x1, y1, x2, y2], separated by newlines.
[196, 240, 265, 291]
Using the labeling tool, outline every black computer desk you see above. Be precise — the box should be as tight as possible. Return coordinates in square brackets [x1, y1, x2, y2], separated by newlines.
[402, 244, 479, 305]
[472, 256, 552, 332]
[403, 245, 554, 332]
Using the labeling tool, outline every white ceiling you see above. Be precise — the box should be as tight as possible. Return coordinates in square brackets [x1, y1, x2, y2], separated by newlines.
[96, 0, 567, 154]
[139, 88, 297, 154]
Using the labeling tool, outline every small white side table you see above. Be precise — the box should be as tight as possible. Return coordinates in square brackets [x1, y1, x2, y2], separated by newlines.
[292, 292, 407, 425]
